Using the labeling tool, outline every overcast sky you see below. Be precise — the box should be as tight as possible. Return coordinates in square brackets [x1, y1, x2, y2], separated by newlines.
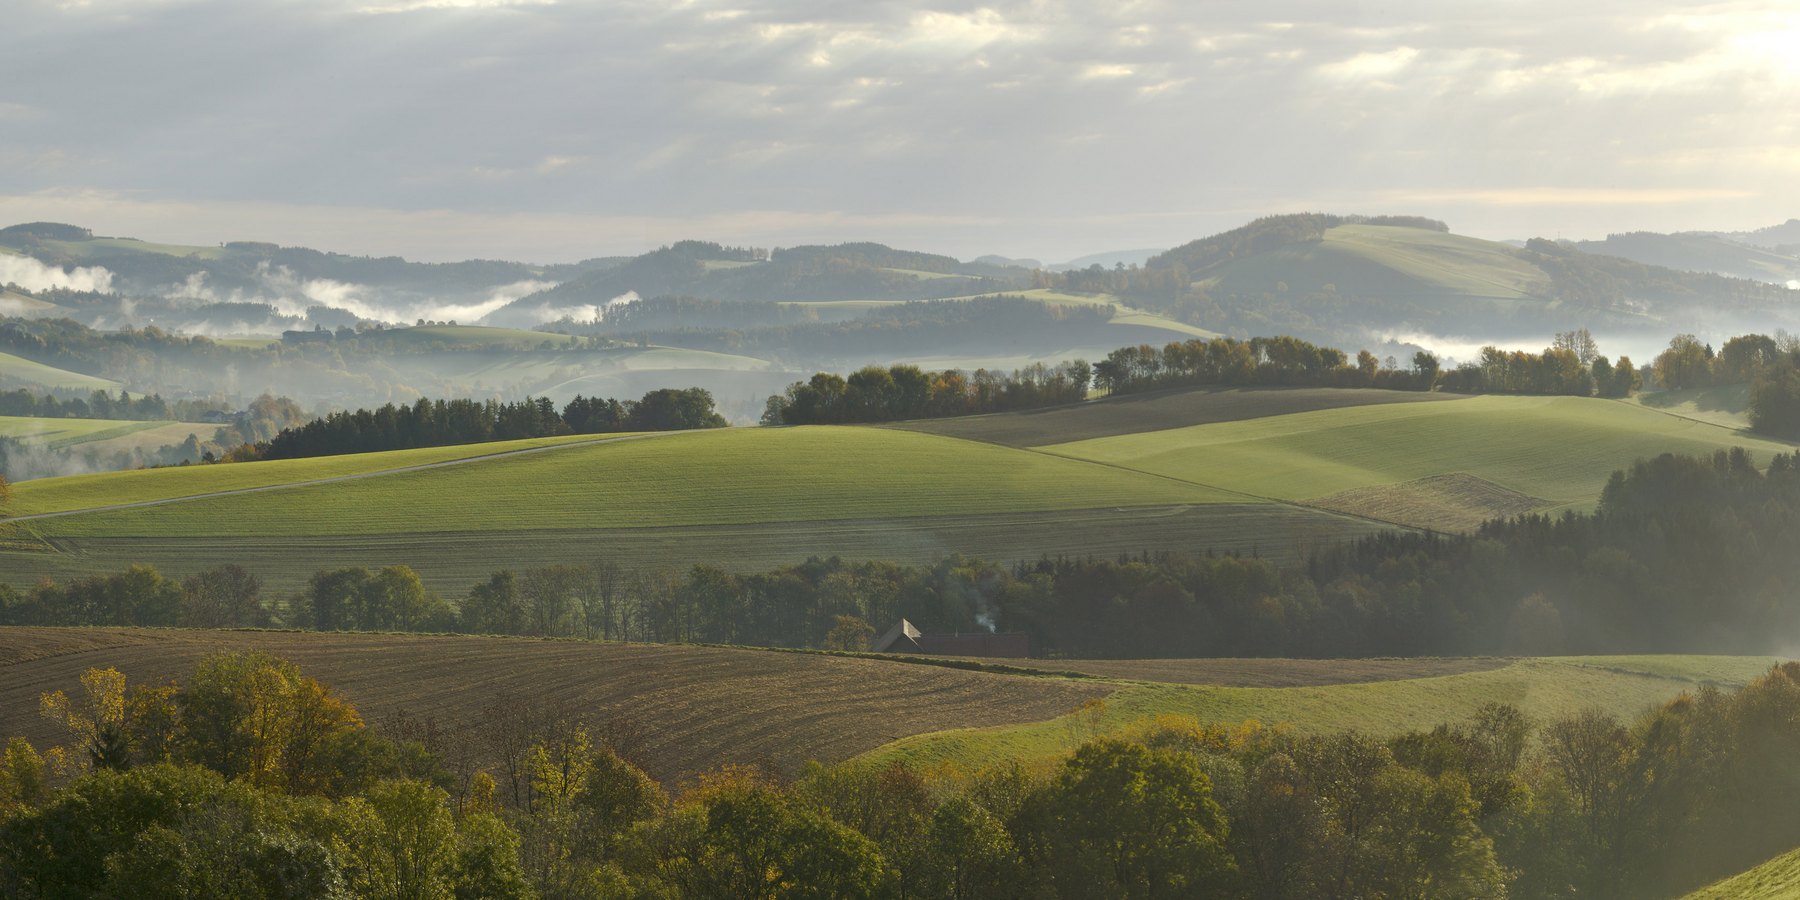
[2, 0, 1795, 263]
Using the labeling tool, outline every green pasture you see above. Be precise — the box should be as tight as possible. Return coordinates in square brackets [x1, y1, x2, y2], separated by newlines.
[861, 655, 1782, 774]
[1631, 382, 1754, 430]
[1685, 846, 1800, 899]
[1041, 394, 1792, 510]
[1198, 224, 1549, 300]
[0, 416, 205, 452]
[6, 433, 620, 516]
[20, 427, 1239, 537]
[0, 352, 119, 392]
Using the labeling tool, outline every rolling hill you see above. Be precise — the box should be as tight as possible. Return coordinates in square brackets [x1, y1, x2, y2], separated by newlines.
[1573, 231, 1800, 284]
[2, 383, 1788, 590]
[1131, 214, 1800, 348]
[0, 626, 1776, 789]
[0, 416, 210, 456]
[860, 654, 1782, 774]
[0, 627, 1108, 783]
[1684, 846, 1800, 899]
[0, 350, 120, 392]
[1039, 394, 1794, 531]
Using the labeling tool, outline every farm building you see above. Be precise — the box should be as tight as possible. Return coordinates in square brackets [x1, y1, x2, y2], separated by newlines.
[871, 618, 1032, 658]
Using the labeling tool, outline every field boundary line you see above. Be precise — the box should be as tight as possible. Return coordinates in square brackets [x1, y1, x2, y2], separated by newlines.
[2, 432, 679, 524]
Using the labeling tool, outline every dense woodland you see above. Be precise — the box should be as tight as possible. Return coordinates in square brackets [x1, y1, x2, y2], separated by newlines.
[249, 389, 727, 461]
[6, 650, 1800, 896]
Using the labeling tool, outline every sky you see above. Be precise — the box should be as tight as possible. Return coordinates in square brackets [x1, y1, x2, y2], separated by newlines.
[1, 0, 1795, 263]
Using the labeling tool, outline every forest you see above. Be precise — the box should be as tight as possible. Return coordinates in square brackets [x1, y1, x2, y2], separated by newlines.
[248, 389, 727, 461]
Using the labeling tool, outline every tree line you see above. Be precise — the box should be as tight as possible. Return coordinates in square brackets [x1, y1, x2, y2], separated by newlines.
[0, 388, 224, 422]
[8, 651, 1800, 896]
[10, 447, 1800, 660]
[248, 389, 727, 461]
[763, 360, 1092, 425]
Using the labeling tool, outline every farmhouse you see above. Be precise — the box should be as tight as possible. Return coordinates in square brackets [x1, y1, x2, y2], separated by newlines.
[871, 618, 1032, 658]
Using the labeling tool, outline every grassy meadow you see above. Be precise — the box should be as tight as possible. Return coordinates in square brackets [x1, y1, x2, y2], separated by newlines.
[0, 351, 119, 392]
[6, 432, 627, 516]
[20, 426, 1239, 537]
[1041, 394, 1794, 521]
[1685, 846, 1800, 899]
[860, 655, 1782, 774]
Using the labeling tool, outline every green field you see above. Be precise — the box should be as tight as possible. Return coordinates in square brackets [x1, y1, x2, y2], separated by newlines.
[860, 655, 1781, 774]
[1685, 846, 1800, 899]
[0, 503, 1382, 593]
[1632, 382, 1754, 430]
[1041, 395, 1794, 520]
[18, 427, 1237, 537]
[6, 432, 622, 516]
[1196, 224, 1552, 301]
[0, 416, 208, 453]
[0, 352, 119, 392]
[28, 236, 231, 261]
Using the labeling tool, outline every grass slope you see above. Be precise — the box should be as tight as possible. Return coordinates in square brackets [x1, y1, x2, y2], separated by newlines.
[1684, 846, 1800, 899]
[862, 656, 1781, 774]
[0, 627, 1108, 783]
[892, 385, 1462, 447]
[0, 417, 209, 456]
[0, 504, 1385, 593]
[6, 433, 621, 516]
[0, 352, 119, 392]
[1631, 383, 1754, 430]
[19, 427, 1241, 537]
[1043, 395, 1794, 523]
[1197, 224, 1549, 300]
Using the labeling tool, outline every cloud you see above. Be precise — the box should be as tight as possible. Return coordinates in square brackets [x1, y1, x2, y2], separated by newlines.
[0, 0, 1793, 262]
[0, 254, 114, 293]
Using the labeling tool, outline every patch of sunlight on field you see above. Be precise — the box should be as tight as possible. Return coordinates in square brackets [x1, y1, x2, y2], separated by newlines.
[860, 655, 1782, 774]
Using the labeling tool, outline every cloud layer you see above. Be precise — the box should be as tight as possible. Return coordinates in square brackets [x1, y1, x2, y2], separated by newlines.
[1, 0, 1794, 261]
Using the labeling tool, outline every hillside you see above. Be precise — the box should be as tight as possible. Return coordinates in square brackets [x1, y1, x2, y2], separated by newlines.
[0, 627, 1108, 783]
[1574, 231, 1800, 284]
[1684, 846, 1800, 899]
[0, 415, 209, 457]
[0, 626, 1774, 790]
[0, 350, 120, 392]
[1041, 394, 1794, 531]
[861, 655, 1782, 774]
[1130, 214, 1800, 348]
[891, 384, 1458, 446]
[1, 385, 1788, 589]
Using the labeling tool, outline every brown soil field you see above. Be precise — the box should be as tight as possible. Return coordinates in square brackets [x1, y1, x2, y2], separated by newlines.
[0, 628, 1109, 783]
[888, 386, 1466, 447]
[1035, 656, 1510, 687]
[1308, 472, 1549, 532]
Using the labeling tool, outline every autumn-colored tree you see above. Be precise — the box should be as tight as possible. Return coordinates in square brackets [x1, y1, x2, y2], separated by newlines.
[40, 667, 131, 772]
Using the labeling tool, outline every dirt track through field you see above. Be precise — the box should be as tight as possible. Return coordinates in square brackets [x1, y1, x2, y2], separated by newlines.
[890, 386, 1466, 447]
[2, 432, 672, 524]
[0, 628, 1110, 783]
